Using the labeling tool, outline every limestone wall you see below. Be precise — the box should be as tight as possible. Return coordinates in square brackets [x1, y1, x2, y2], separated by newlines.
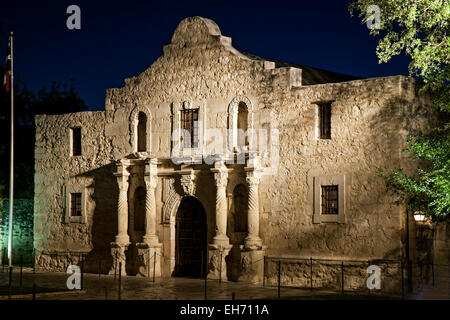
[33, 16, 437, 284]
[1, 199, 34, 265]
[258, 75, 435, 262]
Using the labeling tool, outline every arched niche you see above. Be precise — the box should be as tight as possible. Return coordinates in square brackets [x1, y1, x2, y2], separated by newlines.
[129, 106, 151, 153]
[227, 96, 254, 152]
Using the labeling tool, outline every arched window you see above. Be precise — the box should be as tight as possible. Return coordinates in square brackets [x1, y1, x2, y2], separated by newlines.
[134, 186, 146, 231]
[233, 184, 248, 232]
[237, 102, 248, 148]
[137, 112, 147, 152]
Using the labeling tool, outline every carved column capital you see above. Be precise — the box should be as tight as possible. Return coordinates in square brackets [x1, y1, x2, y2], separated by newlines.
[214, 170, 228, 189]
[246, 175, 260, 187]
[180, 172, 196, 196]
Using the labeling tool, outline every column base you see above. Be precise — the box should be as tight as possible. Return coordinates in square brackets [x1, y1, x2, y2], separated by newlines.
[109, 242, 130, 276]
[212, 234, 230, 246]
[243, 235, 263, 249]
[142, 235, 161, 246]
[207, 243, 232, 281]
[237, 245, 266, 284]
[136, 242, 163, 278]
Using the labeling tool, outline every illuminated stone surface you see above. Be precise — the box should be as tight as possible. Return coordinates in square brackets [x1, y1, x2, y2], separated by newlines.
[33, 17, 438, 286]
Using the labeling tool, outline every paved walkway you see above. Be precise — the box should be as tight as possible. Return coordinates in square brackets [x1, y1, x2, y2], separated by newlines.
[0, 269, 334, 300]
[3, 269, 446, 300]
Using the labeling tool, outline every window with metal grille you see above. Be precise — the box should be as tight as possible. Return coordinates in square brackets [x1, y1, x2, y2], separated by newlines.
[70, 193, 82, 217]
[321, 185, 338, 215]
[181, 108, 199, 148]
[72, 127, 82, 156]
[318, 103, 331, 139]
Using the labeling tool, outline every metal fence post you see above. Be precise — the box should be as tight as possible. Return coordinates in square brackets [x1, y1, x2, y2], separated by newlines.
[118, 262, 122, 300]
[277, 260, 281, 298]
[114, 252, 118, 281]
[8, 266, 13, 299]
[263, 256, 266, 288]
[81, 254, 84, 290]
[431, 261, 434, 287]
[153, 252, 156, 283]
[219, 253, 222, 284]
[341, 261, 344, 294]
[202, 250, 207, 300]
[20, 254, 23, 287]
[147, 249, 150, 279]
[401, 261, 405, 298]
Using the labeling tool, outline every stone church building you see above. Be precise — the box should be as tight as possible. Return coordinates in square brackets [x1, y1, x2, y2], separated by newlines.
[34, 17, 435, 286]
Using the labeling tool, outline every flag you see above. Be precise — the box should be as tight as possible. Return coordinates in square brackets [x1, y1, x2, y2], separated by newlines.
[3, 36, 11, 92]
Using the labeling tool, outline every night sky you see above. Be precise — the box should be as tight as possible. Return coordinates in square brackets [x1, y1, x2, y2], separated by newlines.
[0, 0, 411, 110]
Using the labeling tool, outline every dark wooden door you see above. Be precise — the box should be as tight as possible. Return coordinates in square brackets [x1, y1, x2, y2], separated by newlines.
[175, 197, 206, 278]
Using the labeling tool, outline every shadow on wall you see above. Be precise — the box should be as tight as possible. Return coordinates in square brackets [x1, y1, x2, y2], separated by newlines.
[76, 163, 118, 274]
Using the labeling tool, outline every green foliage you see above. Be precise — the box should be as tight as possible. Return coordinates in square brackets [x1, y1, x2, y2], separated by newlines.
[379, 123, 450, 219]
[350, 0, 450, 219]
[349, 0, 449, 105]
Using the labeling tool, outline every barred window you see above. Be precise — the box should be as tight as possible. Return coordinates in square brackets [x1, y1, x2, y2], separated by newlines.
[70, 193, 82, 217]
[181, 108, 199, 148]
[321, 185, 338, 215]
[72, 127, 82, 156]
[318, 103, 331, 139]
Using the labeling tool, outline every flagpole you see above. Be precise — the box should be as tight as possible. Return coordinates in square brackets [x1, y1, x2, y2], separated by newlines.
[8, 31, 14, 267]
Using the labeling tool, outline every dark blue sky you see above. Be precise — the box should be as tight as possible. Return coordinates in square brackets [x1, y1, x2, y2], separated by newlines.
[0, 0, 411, 110]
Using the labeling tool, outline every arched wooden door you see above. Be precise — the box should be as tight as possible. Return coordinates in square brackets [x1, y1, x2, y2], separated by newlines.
[175, 196, 207, 278]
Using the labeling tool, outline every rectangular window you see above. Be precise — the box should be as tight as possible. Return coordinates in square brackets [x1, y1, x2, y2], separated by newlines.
[318, 103, 331, 139]
[181, 108, 199, 148]
[72, 127, 82, 156]
[321, 185, 338, 215]
[70, 193, 82, 217]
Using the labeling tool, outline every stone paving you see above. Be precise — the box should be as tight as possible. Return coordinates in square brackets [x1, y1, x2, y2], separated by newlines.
[1, 269, 446, 300]
[0, 269, 334, 300]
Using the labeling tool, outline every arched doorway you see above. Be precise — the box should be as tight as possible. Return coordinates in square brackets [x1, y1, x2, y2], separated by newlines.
[175, 196, 207, 278]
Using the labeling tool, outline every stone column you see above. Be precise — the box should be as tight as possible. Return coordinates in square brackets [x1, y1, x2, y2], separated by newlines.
[110, 160, 130, 276]
[239, 156, 265, 283]
[212, 161, 230, 246]
[136, 158, 162, 278]
[244, 174, 262, 248]
[143, 158, 158, 245]
[208, 160, 232, 280]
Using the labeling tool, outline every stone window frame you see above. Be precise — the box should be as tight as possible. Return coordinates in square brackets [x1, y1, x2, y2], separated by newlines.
[70, 127, 82, 157]
[129, 106, 152, 153]
[227, 96, 254, 152]
[313, 174, 346, 224]
[65, 184, 87, 224]
[171, 101, 205, 159]
[313, 100, 335, 141]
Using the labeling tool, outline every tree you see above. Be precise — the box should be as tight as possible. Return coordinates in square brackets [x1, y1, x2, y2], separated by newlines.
[350, 0, 449, 219]
[0, 70, 87, 199]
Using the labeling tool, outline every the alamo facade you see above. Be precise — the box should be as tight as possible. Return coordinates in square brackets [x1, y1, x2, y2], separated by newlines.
[33, 17, 436, 286]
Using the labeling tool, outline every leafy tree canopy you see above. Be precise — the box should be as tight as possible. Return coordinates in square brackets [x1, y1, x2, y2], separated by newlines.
[350, 0, 449, 219]
[350, 0, 449, 111]
[0, 69, 87, 199]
